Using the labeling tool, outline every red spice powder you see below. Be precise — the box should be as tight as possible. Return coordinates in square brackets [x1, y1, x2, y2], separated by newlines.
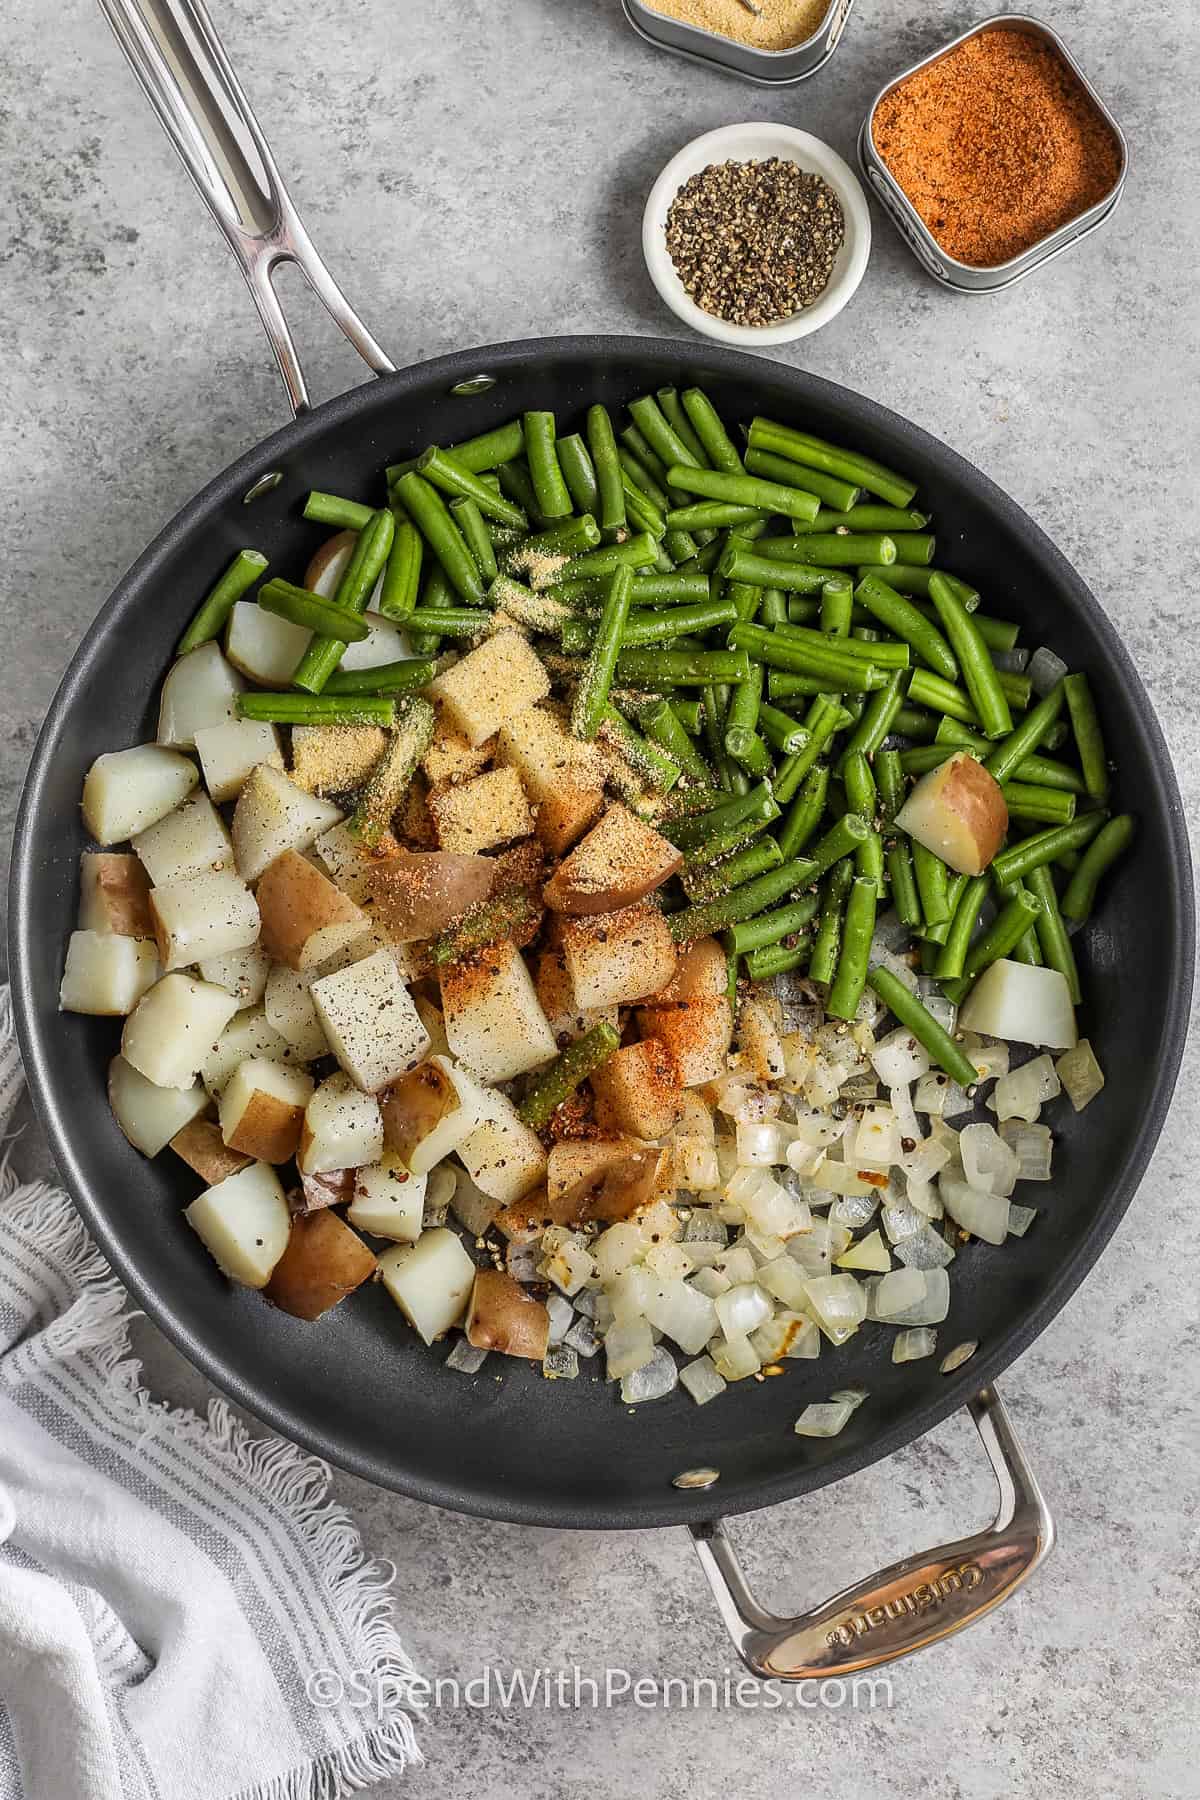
[872, 26, 1122, 268]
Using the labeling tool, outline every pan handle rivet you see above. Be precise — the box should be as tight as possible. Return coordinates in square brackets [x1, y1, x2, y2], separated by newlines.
[242, 470, 284, 505]
[673, 1467, 720, 1491]
[450, 374, 497, 397]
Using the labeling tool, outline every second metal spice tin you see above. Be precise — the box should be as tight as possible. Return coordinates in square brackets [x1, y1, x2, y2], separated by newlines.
[621, 0, 855, 86]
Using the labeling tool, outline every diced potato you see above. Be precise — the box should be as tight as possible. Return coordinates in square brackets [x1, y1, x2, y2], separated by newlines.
[149, 869, 260, 973]
[532, 948, 619, 1046]
[313, 822, 401, 905]
[196, 944, 271, 1010]
[440, 940, 556, 1082]
[218, 1057, 314, 1163]
[295, 1167, 354, 1213]
[637, 935, 733, 1087]
[422, 713, 492, 788]
[264, 963, 329, 1060]
[290, 725, 386, 797]
[543, 804, 682, 915]
[367, 849, 496, 942]
[169, 1116, 253, 1184]
[303, 530, 356, 596]
[427, 765, 532, 855]
[79, 852, 154, 938]
[299, 1072, 384, 1174]
[465, 1269, 549, 1359]
[225, 600, 311, 688]
[896, 751, 1008, 877]
[311, 922, 421, 985]
[157, 641, 243, 747]
[338, 612, 408, 672]
[121, 974, 241, 1088]
[310, 949, 430, 1092]
[133, 792, 233, 885]
[429, 628, 550, 747]
[380, 1055, 488, 1174]
[200, 1004, 300, 1097]
[82, 745, 199, 846]
[492, 1185, 587, 1241]
[457, 1088, 547, 1204]
[194, 719, 284, 803]
[377, 1227, 476, 1344]
[255, 848, 369, 971]
[561, 903, 677, 1011]
[958, 960, 1078, 1050]
[591, 1038, 682, 1140]
[108, 1055, 208, 1157]
[346, 1149, 427, 1242]
[546, 1138, 670, 1222]
[185, 1160, 291, 1288]
[264, 1209, 376, 1320]
[60, 931, 159, 1016]
[495, 703, 605, 855]
[232, 764, 344, 884]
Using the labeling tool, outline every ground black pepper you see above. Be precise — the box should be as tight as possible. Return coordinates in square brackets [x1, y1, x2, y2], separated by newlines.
[664, 157, 844, 327]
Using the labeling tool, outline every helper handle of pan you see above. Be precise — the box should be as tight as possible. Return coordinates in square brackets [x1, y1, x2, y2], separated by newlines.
[690, 1386, 1055, 1679]
[96, 0, 395, 414]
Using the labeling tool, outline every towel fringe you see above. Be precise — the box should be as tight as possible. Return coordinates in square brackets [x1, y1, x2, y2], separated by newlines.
[1, 1172, 423, 1799]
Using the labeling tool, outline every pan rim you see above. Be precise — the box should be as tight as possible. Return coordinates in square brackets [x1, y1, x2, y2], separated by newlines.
[9, 334, 1194, 1529]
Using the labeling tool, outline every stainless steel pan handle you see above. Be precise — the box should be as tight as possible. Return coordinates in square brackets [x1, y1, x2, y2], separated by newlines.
[96, 0, 395, 413]
[691, 1385, 1054, 1679]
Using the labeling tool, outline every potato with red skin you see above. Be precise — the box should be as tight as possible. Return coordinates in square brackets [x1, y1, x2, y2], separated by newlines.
[546, 1139, 671, 1224]
[636, 936, 733, 1088]
[895, 750, 1008, 877]
[367, 850, 496, 942]
[168, 1118, 252, 1185]
[264, 1208, 376, 1321]
[464, 1270, 550, 1360]
[591, 1038, 682, 1140]
[542, 804, 682, 917]
[79, 852, 154, 938]
[256, 849, 370, 972]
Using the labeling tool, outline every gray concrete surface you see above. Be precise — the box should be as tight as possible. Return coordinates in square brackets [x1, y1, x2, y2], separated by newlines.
[3, 0, 1198, 1793]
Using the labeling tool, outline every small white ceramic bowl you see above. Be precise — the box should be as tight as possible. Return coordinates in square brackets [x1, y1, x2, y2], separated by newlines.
[643, 122, 871, 346]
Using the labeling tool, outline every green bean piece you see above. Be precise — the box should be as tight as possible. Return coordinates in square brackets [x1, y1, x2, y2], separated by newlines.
[663, 528, 700, 565]
[747, 418, 918, 509]
[619, 443, 668, 508]
[854, 572, 958, 681]
[842, 750, 876, 821]
[808, 860, 853, 985]
[405, 607, 490, 639]
[629, 394, 702, 471]
[866, 968, 980, 1087]
[571, 566, 633, 741]
[743, 939, 812, 981]
[940, 892, 1045, 1004]
[516, 1022, 621, 1129]
[920, 869, 965, 947]
[554, 433, 599, 518]
[599, 705, 682, 796]
[727, 623, 886, 693]
[805, 506, 930, 533]
[238, 691, 395, 727]
[725, 729, 772, 778]
[323, 657, 435, 696]
[804, 812, 870, 881]
[772, 695, 849, 803]
[743, 446, 857, 510]
[758, 589, 788, 627]
[767, 671, 838, 703]
[485, 575, 576, 637]
[620, 424, 670, 487]
[838, 671, 906, 770]
[386, 420, 525, 485]
[728, 891, 821, 956]
[825, 877, 878, 1019]
[613, 648, 751, 688]
[665, 502, 766, 533]
[874, 748, 906, 823]
[861, 564, 981, 612]
[547, 534, 658, 587]
[407, 563, 451, 654]
[885, 534, 935, 565]
[449, 496, 498, 584]
[718, 549, 825, 593]
[415, 447, 527, 529]
[586, 405, 627, 534]
[643, 699, 713, 785]
[178, 549, 268, 654]
[892, 704, 939, 741]
[522, 412, 573, 520]
[1025, 864, 1082, 1003]
[508, 518, 604, 581]
[347, 697, 436, 847]
[775, 763, 829, 862]
[758, 701, 806, 755]
[681, 389, 744, 472]
[258, 578, 371, 642]
[783, 533, 899, 568]
[303, 491, 374, 531]
[1062, 671, 1110, 803]
[1060, 814, 1135, 922]
[936, 715, 1083, 792]
[292, 509, 396, 693]
[683, 836, 784, 903]
[672, 698, 703, 733]
[983, 682, 1066, 785]
[775, 624, 911, 671]
[669, 856, 818, 944]
[699, 682, 736, 793]
[376, 519, 424, 624]
[993, 872, 1043, 967]
[906, 669, 985, 727]
[671, 781, 778, 850]
[991, 812, 1110, 888]
[724, 659, 762, 738]
[495, 461, 544, 527]
[928, 571, 1011, 740]
[886, 841, 921, 928]
[933, 876, 989, 979]
[432, 888, 543, 970]
[818, 574, 854, 638]
[563, 599, 738, 653]
[655, 388, 710, 466]
[909, 840, 951, 928]
[665, 463, 820, 527]
[1001, 781, 1076, 826]
[394, 472, 484, 607]
[681, 811, 775, 869]
[899, 745, 954, 777]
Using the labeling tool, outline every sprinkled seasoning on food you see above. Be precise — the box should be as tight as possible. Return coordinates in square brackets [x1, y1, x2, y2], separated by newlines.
[644, 0, 829, 51]
[665, 159, 845, 327]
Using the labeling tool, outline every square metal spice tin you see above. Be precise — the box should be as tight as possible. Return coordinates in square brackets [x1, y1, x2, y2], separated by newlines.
[621, 0, 855, 86]
[858, 13, 1128, 292]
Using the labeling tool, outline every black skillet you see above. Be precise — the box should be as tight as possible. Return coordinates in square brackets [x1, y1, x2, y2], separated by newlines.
[8, 0, 1193, 1680]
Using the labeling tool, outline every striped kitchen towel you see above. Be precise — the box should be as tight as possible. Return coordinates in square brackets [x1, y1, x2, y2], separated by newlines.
[0, 987, 423, 1799]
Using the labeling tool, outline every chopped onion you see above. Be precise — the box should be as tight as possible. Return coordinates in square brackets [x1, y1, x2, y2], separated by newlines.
[714, 1281, 773, 1338]
[802, 1272, 868, 1341]
[960, 1032, 1010, 1081]
[690, 1266, 731, 1300]
[734, 1118, 796, 1167]
[607, 1266, 657, 1325]
[811, 1161, 880, 1198]
[875, 1265, 950, 1325]
[994, 1053, 1061, 1123]
[757, 1254, 810, 1310]
[620, 1344, 678, 1403]
[959, 1122, 1020, 1197]
[991, 646, 1030, 674]
[593, 1222, 645, 1282]
[710, 1332, 762, 1381]
[853, 1103, 902, 1168]
[794, 1400, 853, 1438]
[680, 1354, 727, 1405]
[868, 942, 921, 997]
[892, 1327, 937, 1363]
[871, 909, 913, 955]
[939, 1339, 978, 1374]
[445, 1337, 488, 1374]
[829, 1386, 869, 1410]
[751, 1311, 819, 1361]
[895, 1221, 955, 1270]
[923, 993, 958, 1036]
[802, 1056, 843, 1111]
[900, 1133, 950, 1186]
[645, 1277, 718, 1355]
[736, 998, 786, 1082]
[1007, 1202, 1037, 1237]
[1029, 645, 1068, 696]
[682, 1208, 727, 1245]
[939, 1174, 1009, 1245]
[788, 1219, 850, 1274]
[544, 1343, 580, 1380]
[904, 1175, 943, 1219]
[605, 1317, 655, 1379]
[546, 1292, 574, 1345]
[840, 1073, 880, 1103]
[790, 1106, 846, 1149]
[958, 960, 1077, 1050]
[645, 1240, 694, 1282]
[829, 1190, 879, 1230]
[564, 1315, 601, 1358]
[711, 1245, 757, 1287]
[1056, 1038, 1105, 1111]
[506, 1241, 540, 1284]
[835, 1228, 892, 1272]
[780, 1032, 817, 1088]
[880, 1195, 926, 1244]
[741, 1224, 787, 1262]
[998, 1119, 1053, 1181]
